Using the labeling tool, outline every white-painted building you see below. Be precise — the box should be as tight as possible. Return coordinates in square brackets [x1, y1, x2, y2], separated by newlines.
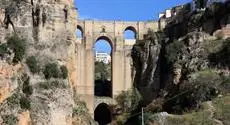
[165, 9, 172, 18]
[159, 13, 166, 19]
[95, 51, 111, 64]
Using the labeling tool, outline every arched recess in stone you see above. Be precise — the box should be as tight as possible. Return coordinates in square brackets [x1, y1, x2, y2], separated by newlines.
[94, 36, 113, 97]
[94, 103, 112, 125]
[94, 35, 114, 49]
[124, 26, 137, 40]
[76, 25, 84, 38]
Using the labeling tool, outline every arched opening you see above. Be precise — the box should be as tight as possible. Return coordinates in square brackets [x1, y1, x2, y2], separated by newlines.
[76, 25, 83, 39]
[124, 26, 137, 40]
[94, 36, 112, 97]
[94, 103, 112, 125]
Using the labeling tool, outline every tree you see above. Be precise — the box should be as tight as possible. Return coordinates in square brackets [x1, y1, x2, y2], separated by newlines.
[95, 61, 111, 80]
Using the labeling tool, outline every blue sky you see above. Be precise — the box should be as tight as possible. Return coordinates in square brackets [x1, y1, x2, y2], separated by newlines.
[75, 0, 192, 53]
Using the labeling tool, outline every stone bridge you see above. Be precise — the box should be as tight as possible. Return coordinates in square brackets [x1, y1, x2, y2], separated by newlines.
[74, 19, 166, 115]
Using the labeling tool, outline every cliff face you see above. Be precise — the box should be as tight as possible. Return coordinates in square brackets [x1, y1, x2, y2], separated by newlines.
[131, 1, 230, 105]
[0, 0, 93, 125]
[131, 32, 165, 103]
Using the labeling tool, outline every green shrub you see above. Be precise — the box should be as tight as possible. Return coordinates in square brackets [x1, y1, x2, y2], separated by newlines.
[7, 93, 20, 108]
[213, 95, 230, 125]
[22, 77, 33, 96]
[95, 61, 111, 80]
[43, 63, 60, 79]
[165, 41, 185, 64]
[163, 70, 221, 113]
[166, 110, 213, 125]
[208, 39, 230, 68]
[73, 97, 89, 116]
[38, 80, 67, 90]
[50, 80, 67, 89]
[115, 88, 142, 112]
[26, 56, 40, 74]
[7, 34, 26, 63]
[60, 65, 68, 79]
[20, 96, 31, 110]
[0, 43, 8, 57]
[2, 114, 17, 125]
[38, 82, 49, 90]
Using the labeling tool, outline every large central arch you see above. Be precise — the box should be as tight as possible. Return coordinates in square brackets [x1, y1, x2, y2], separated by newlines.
[94, 36, 113, 97]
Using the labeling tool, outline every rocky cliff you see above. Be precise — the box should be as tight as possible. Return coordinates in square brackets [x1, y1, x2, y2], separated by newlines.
[0, 0, 95, 125]
[132, 1, 230, 102]
[129, 1, 230, 124]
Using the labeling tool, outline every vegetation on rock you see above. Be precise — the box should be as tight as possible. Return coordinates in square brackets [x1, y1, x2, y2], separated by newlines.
[22, 76, 33, 96]
[38, 80, 67, 90]
[2, 114, 17, 125]
[115, 88, 142, 113]
[209, 39, 230, 68]
[7, 34, 26, 63]
[60, 65, 68, 79]
[95, 61, 111, 80]
[43, 63, 69, 80]
[26, 56, 40, 74]
[19, 96, 31, 110]
[0, 43, 8, 57]
[43, 63, 60, 79]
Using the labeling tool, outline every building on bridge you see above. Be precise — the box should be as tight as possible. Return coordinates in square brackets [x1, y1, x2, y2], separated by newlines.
[95, 51, 111, 64]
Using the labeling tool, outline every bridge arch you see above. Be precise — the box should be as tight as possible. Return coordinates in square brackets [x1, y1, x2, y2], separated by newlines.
[93, 35, 113, 97]
[94, 35, 114, 50]
[94, 103, 112, 125]
[76, 25, 84, 38]
[123, 26, 137, 39]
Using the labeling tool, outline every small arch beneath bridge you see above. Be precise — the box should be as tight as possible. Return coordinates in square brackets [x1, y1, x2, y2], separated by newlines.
[94, 103, 112, 125]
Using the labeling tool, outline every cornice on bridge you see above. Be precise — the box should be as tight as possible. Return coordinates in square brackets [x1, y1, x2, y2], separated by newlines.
[77, 19, 159, 24]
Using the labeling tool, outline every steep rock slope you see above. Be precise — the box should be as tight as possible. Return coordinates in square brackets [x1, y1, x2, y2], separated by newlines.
[132, 1, 230, 103]
[0, 0, 95, 125]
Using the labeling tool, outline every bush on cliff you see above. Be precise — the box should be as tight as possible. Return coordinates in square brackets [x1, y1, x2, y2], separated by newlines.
[0, 43, 8, 57]
[43, 63, 69, 79]
[208, 39, 230, 68]
[165, 41, 185, 64]
[20, 96, 31, 110]
[26, 56, 40, 74]
[60, 65, 68, 79]
[7, 34, 26, 63]
[115, 88, 142, 113]
[43, 63, 60, 79]
[2, 114, 17, 125]
[163, 69, 221, 113]
[22, 76, 33, 96]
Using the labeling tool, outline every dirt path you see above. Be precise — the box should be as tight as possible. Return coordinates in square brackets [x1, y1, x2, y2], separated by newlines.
[206, 101, 224, 125]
